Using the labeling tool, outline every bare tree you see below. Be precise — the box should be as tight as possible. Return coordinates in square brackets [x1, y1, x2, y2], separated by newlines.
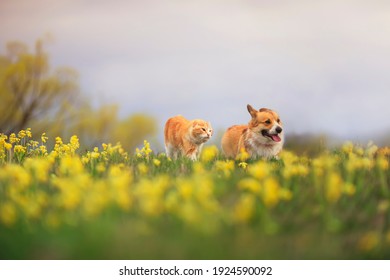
[0, 38, 79, 134]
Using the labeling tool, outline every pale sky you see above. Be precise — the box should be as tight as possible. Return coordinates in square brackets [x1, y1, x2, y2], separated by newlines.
[1, 0, 390, 144]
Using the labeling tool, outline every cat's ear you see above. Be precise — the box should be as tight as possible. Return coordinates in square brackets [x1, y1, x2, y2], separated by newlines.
[247, 104, 257, 118]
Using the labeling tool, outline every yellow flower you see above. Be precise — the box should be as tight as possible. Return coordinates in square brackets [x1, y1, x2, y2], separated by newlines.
[200, 145, 219, 162]
[55, 136, 63, 145]
[28, 140, 39, 148]
[153, 158, 161, 167]
[91, 152, 100, 159]
[4, 142, 12, 150]
[143, 140, 152, 155]
[136, 151, 143, 158]
[69, 135, 80, 152]
[108, 166, 133, 210]
[9, 133, 19, 144]
[139, 198, 162, 217]
[342, 141, 354, 154]
[137, 162, 148, 175]
[53, 179, 82, 210]
[214, 160, 235, 177]
[59, 156, 84, 175]
[376, 147, 390, 157]
[358, 232, 379, 252]
[18, 130, 26, 139]
[356, 147, 364, 156]
[279, 188, 293, 201]
[312, 154, 337, 176]
[39, 145, 48, 155]
[262, 177, 280, 208]
[248, 161, 269, 180]
[376, 156, 389, 170]
[14, 145, 26, 153]
[26, 128, 32, 138]
[81, 155, 90, 164]
[82, 182, 110, 217]
[179, 202, 200, 225]
[283, 163, 309, 179]
[165, 191, 179, 212]
[91, 148, 100, 159]
[41, 132, 48, 143]
[238, 162, 248, 169]
[0, 202, 17, 227]
[23, 201, 42, 219]
[134, 176, 169, 216]
[366, 142, 378, 157]
[280, 150, 297, 162]
[24, 158, 52, 182]
[343, 182, 356, 196]
[177, 178, 193, 200]
[194, 176, 215, 206]
[237, 177, 262, 194]
[236, 147, 250, 162]
[96, 163, 106, 174]
[135, 140, 153, 158]
[346, 154, 374, 172]
[233, 193, 256, 223]
[3, 164, 31, 189]
[193, 162, 206, 174]
[49, 151, 58, 161]
[326, 171, 342, 203]
[115, 193, 133, 211]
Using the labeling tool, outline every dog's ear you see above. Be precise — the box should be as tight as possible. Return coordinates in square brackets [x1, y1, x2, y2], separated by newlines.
[259, 108, 271, 112]
[247, 104, 257, 118]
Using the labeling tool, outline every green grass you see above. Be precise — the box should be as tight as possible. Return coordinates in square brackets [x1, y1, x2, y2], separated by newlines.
[0, 134, 389, 259]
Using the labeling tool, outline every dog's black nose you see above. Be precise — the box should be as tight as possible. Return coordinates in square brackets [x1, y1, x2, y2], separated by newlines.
[276, 126, 282, 133]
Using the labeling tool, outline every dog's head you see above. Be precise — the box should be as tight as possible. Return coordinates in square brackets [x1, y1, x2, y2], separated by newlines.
[247, 104, 284, 144]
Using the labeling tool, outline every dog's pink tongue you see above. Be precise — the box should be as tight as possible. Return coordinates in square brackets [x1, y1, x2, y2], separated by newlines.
[271, 134, 281, 142]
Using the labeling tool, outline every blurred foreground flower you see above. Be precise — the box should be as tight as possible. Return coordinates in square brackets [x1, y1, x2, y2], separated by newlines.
[358, 232, 379, 252]
[200, 145, 219, 163]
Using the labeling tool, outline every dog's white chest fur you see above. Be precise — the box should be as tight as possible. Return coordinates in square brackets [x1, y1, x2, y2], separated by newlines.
[243, 131, 284, 159]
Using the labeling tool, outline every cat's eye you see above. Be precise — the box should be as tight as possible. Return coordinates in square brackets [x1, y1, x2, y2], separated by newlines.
[201, 128, 206, 132]
[265, 119, 271, 125]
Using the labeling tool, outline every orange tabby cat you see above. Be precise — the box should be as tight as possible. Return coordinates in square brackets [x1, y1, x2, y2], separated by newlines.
[164, 115, 213, 160]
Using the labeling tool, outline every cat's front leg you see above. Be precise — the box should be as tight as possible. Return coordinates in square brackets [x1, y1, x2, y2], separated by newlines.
[166, 144, 179, 160]
[188, 152, 198, 161]
[165, 144, 174, 159]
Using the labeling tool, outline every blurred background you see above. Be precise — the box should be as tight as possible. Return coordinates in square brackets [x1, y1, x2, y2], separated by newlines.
[1, 0, 390, 154]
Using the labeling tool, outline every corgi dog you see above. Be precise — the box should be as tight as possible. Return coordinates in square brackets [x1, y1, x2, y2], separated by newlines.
[221, 104, 284, 159]
[164, 115, 213, 160]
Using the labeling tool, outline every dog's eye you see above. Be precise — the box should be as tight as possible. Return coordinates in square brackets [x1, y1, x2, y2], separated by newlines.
[265, 119, 271, 125]
[277, 119, 280, 123]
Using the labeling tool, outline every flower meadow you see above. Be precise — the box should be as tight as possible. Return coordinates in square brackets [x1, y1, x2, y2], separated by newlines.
[0, 129, 389, 259]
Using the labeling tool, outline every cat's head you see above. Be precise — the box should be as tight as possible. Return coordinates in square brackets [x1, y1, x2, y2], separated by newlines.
[191, 120, 213, 143]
